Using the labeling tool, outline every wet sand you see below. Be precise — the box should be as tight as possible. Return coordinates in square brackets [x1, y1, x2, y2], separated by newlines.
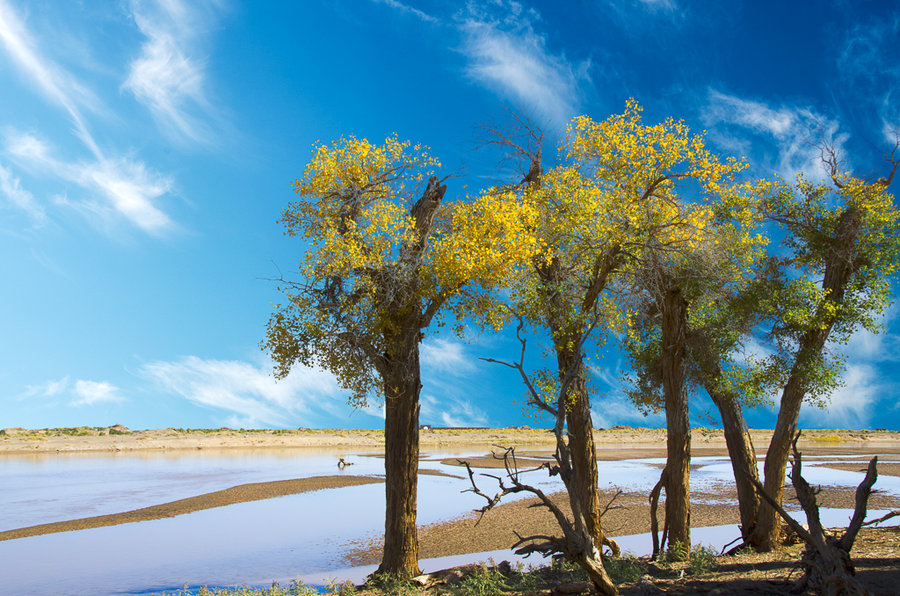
[348, 480, 900, 565]
[0, 475, 383, 542]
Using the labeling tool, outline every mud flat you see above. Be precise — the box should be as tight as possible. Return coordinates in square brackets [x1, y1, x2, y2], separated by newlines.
[3, 425, 899, 455]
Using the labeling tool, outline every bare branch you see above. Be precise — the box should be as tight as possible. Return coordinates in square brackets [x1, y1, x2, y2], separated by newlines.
[863, 509, 900, 527]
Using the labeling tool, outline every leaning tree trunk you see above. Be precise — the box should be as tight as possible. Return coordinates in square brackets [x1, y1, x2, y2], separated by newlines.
[751, 205, 861, 551]
[707, 386, 760, 543]
[661, 285, 690, 556]
[376, 347, 423, 578]
[751, 371, 807, 551]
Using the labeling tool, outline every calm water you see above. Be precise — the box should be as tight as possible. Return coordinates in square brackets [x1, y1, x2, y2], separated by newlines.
[1, 448, 898, 595]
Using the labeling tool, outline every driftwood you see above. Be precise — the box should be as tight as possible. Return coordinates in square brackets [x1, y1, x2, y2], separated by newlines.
[460, 447, 624, 596]
[751, 432, 877, 596]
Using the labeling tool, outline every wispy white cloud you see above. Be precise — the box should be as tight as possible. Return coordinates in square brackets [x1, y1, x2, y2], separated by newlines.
[0, 1, 178, 235]
[141, 356, 352, 428]
[838, 18, 900, 136]
[0, 0, 101, 158]
[702, 89, 848, 182]
[72, 380, 124, 406]
[24, 376, 124, 406]
[800, 363, 886, 429]
[421, 393, 489, 427]
[5, 131, 173, 234]
[0, 162, 45, 223]
[421, 338, 478, 376]
[372, 0, 438, 23]
[591, 393, 665, 429]
[800, 306, 900, 428]
[124, 0, 221, 146]
[458, 1, 588, 126]
[590, 361, 666, 428]
[635, 0, 677, 11]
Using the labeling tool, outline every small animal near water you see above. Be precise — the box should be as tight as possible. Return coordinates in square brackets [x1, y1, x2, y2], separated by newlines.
[337, 457, 354, 469]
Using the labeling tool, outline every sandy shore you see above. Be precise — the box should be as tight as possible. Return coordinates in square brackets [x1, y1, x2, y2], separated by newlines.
[0, 475, 384, 542]
[3, 425, 900, 454]
[348, 446, 900, 565]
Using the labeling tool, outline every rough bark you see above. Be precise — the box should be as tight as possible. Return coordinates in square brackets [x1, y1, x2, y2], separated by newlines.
[707, 386, 761, 543]
[559, 351, 603, 547]
[752, 435, 877, 595]
[660, 284, 690, 556]
[751, 205, 862, 551]
[751, 368, 810, 550]
[376, 347, 423, 578]
[536, 255, 613, 556]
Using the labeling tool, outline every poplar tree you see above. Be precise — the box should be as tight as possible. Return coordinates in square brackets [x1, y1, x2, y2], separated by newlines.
[263, 135, 540, 577]
[496, 102, 746, 561]
[748, 155, 900, 550]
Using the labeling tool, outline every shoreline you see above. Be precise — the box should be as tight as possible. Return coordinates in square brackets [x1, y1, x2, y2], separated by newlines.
[0, 475, 384, 542]
[3, 425, 900, 455]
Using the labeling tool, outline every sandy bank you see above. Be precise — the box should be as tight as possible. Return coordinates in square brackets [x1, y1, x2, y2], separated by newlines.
[3, 426, 900, 455]
[0, 475, 382, 542]
[349, 479, 900, 565]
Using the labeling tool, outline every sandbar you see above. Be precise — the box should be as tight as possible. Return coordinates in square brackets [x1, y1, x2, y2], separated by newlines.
[0, 475, 382, 542]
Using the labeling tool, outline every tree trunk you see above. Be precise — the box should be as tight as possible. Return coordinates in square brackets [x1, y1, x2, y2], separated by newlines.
[751, 204, 862, 551]
[538, 254, 610, 556]
[707, 387, 760, 543]
[376, 351, 422, 578]
[751, 371, 807, 550]
[559, 352, 603, 548]
[661, 284, 690, 556]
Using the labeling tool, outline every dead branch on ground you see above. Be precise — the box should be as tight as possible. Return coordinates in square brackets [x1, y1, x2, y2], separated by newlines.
[751, 431, 877, 596]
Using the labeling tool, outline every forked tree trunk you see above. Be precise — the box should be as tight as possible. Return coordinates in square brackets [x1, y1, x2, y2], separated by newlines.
[661, 285, 690, 556]
[376, 351, 423, 578]
[751, 205, 861, 551]
[707, 386, 760, 542]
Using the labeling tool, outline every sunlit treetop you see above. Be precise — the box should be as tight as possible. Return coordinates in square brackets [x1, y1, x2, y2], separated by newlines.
[756, 172, 900, 338]
[743, 170, 900, 406]
[265, 134, 543, 405]
[566, 99, 747, 203]
[510, 102, 760, 340]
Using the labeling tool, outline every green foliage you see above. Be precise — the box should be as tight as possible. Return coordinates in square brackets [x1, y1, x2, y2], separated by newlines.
[325, 578, 357, 595]
[363, 572, 423, 596]
[665, 540, 690, 563]
[507, 561, 542, 592]
[603, 555, 647, 585]
[755, 173, 900, 404]
[453, 563, 510, 596]
[688, 544, 719, 575]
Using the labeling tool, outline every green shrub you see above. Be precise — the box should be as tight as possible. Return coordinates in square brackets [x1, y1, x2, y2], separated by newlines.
[689, 544, 718, 575]
[454, 563, 510, 596]
[363, 572, 422, 596]
[603, 555, 646, 585]
[664, 540, 689, 563]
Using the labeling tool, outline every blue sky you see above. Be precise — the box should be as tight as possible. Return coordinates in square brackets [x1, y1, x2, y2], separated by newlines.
[1, 0, 898, 431]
